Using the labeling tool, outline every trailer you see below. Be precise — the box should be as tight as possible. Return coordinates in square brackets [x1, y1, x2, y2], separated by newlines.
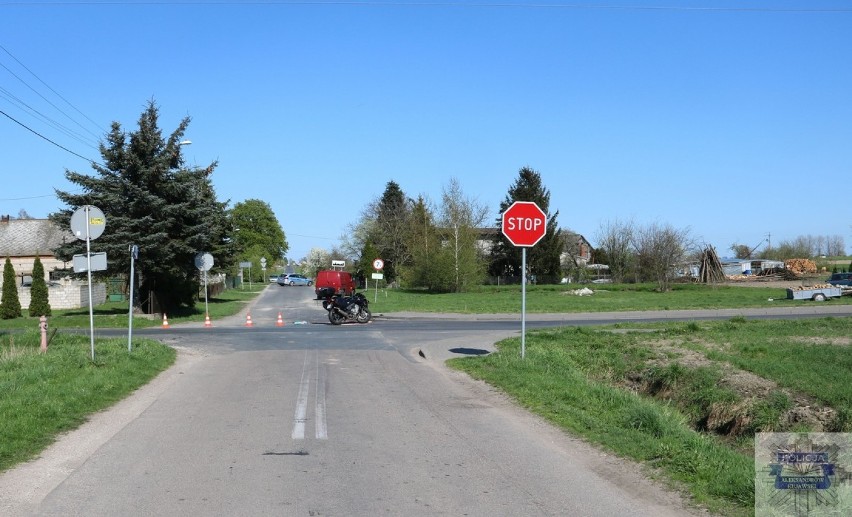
[786, 286, 842, 301]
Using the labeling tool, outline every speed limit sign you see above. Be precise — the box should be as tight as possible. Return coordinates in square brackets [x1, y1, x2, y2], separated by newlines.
[373, 258, 384, 270]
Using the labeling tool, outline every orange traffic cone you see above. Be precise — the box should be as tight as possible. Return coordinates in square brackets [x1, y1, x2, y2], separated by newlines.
[204, 313, 212, 328]
[276, 312, 285, 327]
[162, 313, 170, 328]
[245, 313, 254, 327]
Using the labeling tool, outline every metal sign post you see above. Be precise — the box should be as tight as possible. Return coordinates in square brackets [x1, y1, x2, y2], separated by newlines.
[501, 201, 547, 360]
[521, 248, 527, 359]
[372, 258, 384, 303]
[85, 208, 95, 360]
[70, 205, 106, 361]
[128, 244, 138, 352]
[194, 252, 214, 318]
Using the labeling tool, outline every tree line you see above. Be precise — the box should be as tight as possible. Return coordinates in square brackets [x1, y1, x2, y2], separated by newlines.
[304, 168, 566, 293]
[51, 101, 288, 315]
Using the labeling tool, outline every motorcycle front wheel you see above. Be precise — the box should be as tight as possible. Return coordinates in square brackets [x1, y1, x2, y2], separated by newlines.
[356, 307, 372, 324]
[328, 310, 345, 325]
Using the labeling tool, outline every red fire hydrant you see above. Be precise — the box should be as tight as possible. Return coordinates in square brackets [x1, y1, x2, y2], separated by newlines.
[39, 315, 48, 353]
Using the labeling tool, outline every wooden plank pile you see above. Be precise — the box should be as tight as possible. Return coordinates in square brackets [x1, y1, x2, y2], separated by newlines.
[698, 246, 726, 284]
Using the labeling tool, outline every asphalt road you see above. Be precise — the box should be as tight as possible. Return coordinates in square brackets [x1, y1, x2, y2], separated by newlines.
[2, 285, 850, 516]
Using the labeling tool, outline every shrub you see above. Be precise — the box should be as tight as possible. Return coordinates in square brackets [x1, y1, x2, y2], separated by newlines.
[28, 257, 51, 317]
[1, 257, 22, 319]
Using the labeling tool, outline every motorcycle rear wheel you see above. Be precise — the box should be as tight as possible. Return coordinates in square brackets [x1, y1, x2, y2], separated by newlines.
[356, 307, 372, 323]
[328, 310, 345, 325]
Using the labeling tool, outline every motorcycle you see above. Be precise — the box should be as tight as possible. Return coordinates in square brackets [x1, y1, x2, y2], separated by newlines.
[318, 287, 372, 325]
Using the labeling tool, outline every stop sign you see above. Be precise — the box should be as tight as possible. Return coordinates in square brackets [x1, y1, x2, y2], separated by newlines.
[502, 201, 547, 247]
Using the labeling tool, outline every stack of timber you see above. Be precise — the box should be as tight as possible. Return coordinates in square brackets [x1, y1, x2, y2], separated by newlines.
[783, 258, 817, 279]
[785, 258, 817, 274]
[698, 246, 726, 284]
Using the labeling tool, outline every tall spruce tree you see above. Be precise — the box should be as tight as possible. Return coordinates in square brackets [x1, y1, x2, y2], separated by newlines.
[51, 101, 234, 314]
[489, 167, 563, 282]
[28, 256, 51, 317]
[1, 257, 22, 319]
[369, 181, 412, 283]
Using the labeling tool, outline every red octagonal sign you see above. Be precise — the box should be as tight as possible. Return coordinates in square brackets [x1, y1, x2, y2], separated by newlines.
[502, 201, 547, 247]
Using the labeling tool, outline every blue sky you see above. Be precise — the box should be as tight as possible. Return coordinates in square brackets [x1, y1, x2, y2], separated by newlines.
[1, 1, 850, 261]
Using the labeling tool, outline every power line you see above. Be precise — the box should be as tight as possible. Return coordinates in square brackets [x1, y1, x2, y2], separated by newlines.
[0, 85, 100, 150]
[0, 50, 102, 148]
[0, 108, 101, 165]
[0, 44, 106, 140]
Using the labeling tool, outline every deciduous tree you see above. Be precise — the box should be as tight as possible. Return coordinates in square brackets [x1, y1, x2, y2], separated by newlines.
[635, 223, 695, 291]
[433, 178, 488, 292]
[596, 219, 636, 283]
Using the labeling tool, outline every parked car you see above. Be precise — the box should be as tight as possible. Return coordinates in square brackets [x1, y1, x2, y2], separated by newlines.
[280, 274, 313, 286]
[314, 270, 356, 298]
[276, 274, 290, 286]
[826, 272, 852, 287]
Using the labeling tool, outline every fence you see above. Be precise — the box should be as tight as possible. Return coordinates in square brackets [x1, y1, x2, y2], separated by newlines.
[2, 278, 107, 310]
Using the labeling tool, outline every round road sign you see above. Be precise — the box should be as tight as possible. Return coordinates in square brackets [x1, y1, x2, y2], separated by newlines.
[501, 201, 547, 247]
[373, 258, 384, 270]
[70, 205, 106, 240]
[194, 252, 214, 271]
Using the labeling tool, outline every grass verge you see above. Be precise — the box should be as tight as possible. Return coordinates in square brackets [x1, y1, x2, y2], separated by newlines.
[0, 284, 268, 330]
[448, 316, 852, 516]
[369, 282, 852, 314]
[0, 331, 176, 473]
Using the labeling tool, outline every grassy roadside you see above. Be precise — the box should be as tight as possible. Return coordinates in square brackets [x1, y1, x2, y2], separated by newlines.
[0, 283, 268, 330]
[0, 332, 176, 472]
[448, 316, 852, 516]
[368, 282, 852, 314]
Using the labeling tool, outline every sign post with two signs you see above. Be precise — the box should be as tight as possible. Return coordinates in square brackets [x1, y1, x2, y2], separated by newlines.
[372, 258, 384, 302]
[70, 205, 106, 361]
[501, 201, 547, 359]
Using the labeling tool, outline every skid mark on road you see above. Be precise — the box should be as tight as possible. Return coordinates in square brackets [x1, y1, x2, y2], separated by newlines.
[291, 348, 328, 441]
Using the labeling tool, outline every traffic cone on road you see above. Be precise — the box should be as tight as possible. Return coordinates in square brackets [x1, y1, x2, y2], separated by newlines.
[276, 312, 285, 327]
[204, 313, 212, 328]
[245, 313, 254, 327]
[162, 313, 169, 328]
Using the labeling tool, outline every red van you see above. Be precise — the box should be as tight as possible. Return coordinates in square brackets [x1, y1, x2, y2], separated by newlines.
[315, 270, 356, 298]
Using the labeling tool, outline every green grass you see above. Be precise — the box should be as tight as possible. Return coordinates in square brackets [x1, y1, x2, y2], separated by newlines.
[692, 318, 852, 425]
[368, 282, 852, 314]
[448, 316, 852, 516]
[0, 331, 175, 472]
[0, 283, 268, 330]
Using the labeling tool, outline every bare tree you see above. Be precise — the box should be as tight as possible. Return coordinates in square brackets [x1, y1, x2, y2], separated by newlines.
[826, 235, 846, 257]
[595, 219, 636, 283]
[635, 223, 695, 291]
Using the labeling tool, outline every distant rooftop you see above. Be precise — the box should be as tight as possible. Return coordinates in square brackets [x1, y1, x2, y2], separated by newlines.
[0, 218, 74, 257]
